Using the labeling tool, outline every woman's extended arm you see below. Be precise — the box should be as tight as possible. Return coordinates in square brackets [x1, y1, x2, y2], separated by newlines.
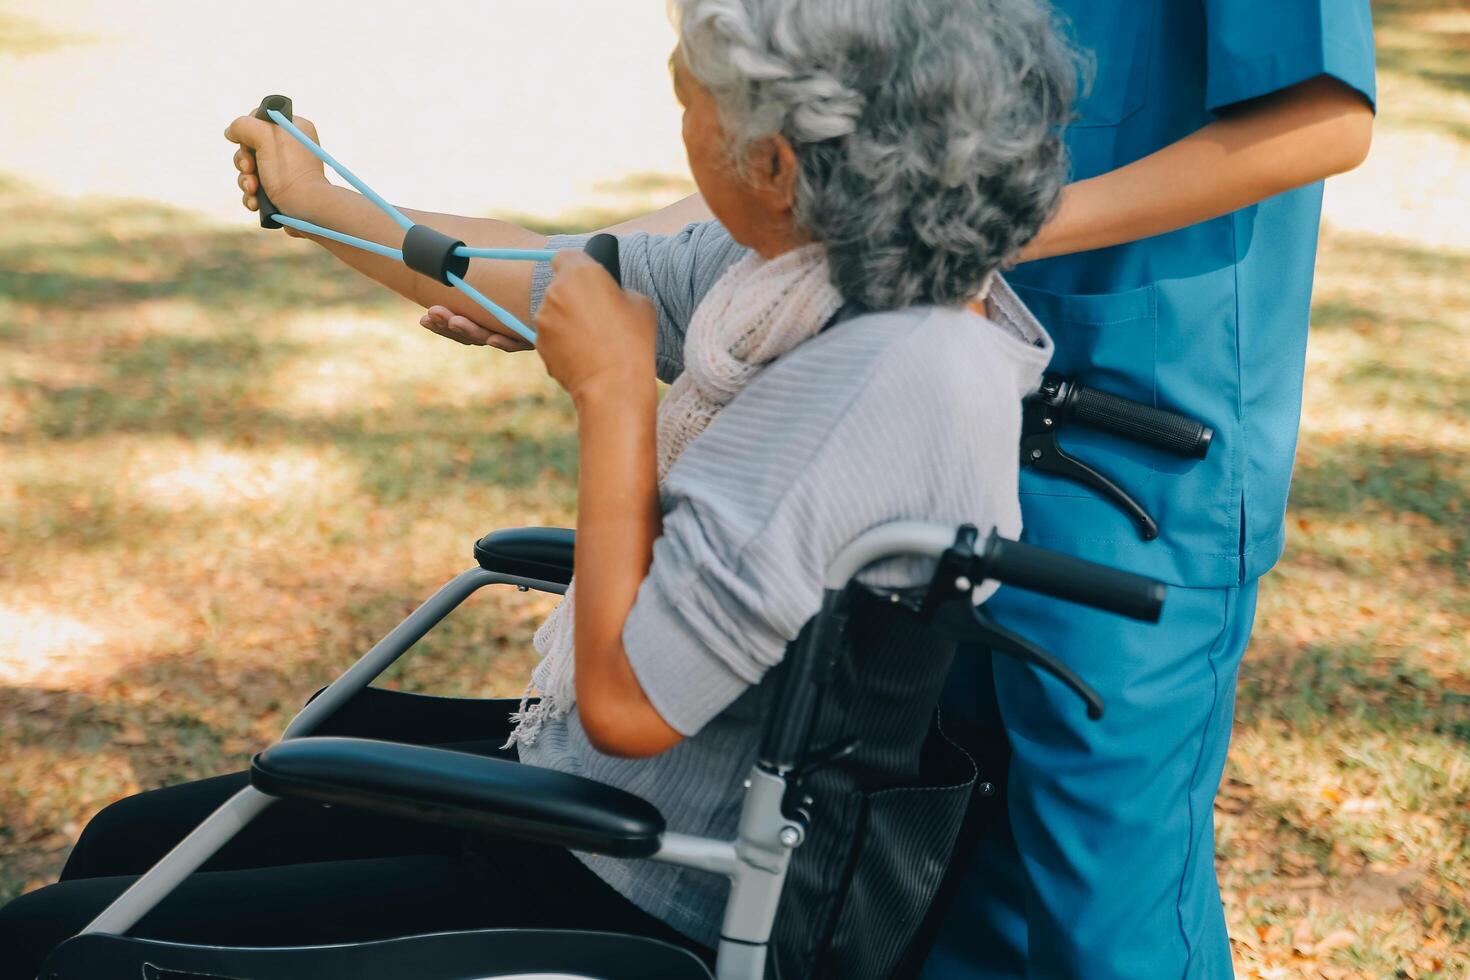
[1020, 75, 1374, 263]
[225, 112, 712, 342]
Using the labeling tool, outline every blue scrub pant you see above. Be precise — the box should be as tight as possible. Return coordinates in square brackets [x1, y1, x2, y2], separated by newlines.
[923, 579, 1260, 979]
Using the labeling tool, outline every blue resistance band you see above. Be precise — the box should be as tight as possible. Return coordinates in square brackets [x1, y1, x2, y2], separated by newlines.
[248, 94, 621, 344]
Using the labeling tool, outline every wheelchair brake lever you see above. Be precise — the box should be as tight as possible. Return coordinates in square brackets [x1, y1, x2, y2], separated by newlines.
[919, 526, 1105, 718]
[969, 605, 1105, 720]
[1021, 398, 1160, 541]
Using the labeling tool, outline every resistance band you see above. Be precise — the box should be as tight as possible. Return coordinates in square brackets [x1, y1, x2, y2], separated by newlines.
[248, 95, 621, 344]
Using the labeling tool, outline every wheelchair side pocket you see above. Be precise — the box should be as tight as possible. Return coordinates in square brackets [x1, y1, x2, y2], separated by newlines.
[807, 719, 976, 980]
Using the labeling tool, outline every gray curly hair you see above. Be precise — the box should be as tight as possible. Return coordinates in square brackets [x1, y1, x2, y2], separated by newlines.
[674, 0, 1077, 310]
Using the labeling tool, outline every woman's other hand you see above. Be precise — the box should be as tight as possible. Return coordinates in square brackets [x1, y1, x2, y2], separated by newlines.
[536, 250, 656, 404]
[224, 111, 329, 223]
[420, 306, 535, 352]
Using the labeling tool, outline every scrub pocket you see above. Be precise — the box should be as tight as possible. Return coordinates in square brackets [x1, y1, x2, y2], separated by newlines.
[1011, 280, 1161, 501]
[1010, 269, 1245, 583]
[1064, 3, 1155, 128]
[1012, 280, 1159, 410]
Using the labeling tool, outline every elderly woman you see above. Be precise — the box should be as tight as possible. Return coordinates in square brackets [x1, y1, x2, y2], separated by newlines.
[0, 0, 1074, 973]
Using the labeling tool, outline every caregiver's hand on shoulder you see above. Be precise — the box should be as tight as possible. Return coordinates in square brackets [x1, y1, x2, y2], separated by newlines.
[224, 112, 329, 222]
[420, 306, 535, 352]
[536, 250, 656, 405]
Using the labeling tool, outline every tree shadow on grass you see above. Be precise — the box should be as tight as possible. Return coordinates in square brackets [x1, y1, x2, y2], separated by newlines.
[1, 409, 577, 562]
[1289, 438, 1468, 578]
[1334, 361, 1470, 416]
[0, 682, 234, 901]
[8, 386, 578, 505]
[10, 331, 307, 440]
[0, 176, 581, 508]
[0, 196, 396, 319]
[1375, 0, 1470, 91]
[1309, 296, 1454, 339]
[1237, 635, 1470, 755]
[1315, 232, 1470, 294]
[0, 566, 540, 904]
[1373, 0, 1470, 141]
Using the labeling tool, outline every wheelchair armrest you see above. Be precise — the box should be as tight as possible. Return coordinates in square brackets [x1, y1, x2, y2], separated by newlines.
[474, 526, 575, 586]
[250, 737, 664, 858]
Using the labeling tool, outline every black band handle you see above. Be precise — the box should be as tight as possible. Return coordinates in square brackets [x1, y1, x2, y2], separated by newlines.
[583, 233, 622, 287]
[978, 531, 1165, 622]
[402, 224, 470, 285]
[1055, 378, 1212, 459]
[252, 94, 293, 229]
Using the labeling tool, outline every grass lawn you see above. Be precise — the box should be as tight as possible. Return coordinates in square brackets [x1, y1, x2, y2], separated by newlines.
[1, 1, 1467, 976]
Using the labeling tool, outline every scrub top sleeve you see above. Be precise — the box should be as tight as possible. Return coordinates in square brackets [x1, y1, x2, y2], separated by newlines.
[1202, 0, 1377, 114]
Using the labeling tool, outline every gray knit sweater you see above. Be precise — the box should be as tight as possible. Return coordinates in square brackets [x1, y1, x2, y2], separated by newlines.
[522, 222, 1052, 948]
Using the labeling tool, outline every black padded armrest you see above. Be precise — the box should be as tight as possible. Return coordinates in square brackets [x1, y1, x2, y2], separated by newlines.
[474, 526, 575, 585]
[251, 737, 664, 858]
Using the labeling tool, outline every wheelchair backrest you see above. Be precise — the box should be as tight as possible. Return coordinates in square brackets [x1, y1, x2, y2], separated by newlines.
[764, 585, 974, 980]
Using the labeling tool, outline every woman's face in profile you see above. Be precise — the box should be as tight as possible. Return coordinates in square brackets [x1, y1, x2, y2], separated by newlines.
[672, 47, 797, 257]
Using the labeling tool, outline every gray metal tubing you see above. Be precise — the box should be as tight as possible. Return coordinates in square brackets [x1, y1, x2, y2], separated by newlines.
[78, 566, 565, 940]
[76, 531, 954, 966]
[284, 568, 563, 739]
[715, 939, 767, 980]
[720, 770, 795, 944]
[649, 832, 741, 877]
[822, 521, 952, 589]
[80, 786, 275, 936]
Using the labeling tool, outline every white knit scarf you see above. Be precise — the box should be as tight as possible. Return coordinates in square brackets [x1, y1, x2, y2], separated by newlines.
[505, 243, 844, 748]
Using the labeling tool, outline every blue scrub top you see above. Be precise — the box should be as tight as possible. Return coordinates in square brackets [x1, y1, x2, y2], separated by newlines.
[1009, 0, 1376, 587]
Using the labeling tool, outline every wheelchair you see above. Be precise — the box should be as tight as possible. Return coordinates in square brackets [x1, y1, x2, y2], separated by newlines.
[36, 520, 1165, 979]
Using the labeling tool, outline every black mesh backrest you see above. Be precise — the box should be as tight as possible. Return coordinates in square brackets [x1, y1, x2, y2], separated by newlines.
[767, 587, 977, 980]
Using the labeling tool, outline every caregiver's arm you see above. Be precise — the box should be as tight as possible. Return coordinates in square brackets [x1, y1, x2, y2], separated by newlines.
[226, 112, 710, 341]
[535, 250, 683, 759]
[1020, 75, 1373, 262]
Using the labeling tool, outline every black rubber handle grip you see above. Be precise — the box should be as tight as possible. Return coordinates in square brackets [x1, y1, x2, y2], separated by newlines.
[1068, 384, 1212, 459]
[584, 233, 622, 287]
[980, 531, 1165, 622]
[252, 94, 293, 229]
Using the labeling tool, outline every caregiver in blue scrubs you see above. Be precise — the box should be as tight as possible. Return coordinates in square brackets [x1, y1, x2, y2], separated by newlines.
[923, 3, 1377, 978]
[414, 3, 1377, 975]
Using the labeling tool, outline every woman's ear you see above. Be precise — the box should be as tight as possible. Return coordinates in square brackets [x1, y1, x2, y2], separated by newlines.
[747, 134, 801, 213]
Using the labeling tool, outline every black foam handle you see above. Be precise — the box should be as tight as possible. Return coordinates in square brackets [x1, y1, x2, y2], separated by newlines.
[1068, 384, 1212, 459]
[252, 94, 293, 229]
[583, 233, 622, 287]
[403, 224, 470, 284]
[980, 531, 1166, 622]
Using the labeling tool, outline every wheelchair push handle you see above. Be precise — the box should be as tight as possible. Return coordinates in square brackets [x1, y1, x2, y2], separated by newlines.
[252, 94, 293, 229]
[978, 530, 1165, 622]
[1039, 374, 1212, 459]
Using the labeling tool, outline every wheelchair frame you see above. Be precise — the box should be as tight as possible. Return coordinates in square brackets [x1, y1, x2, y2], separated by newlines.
[50, 521, 1162, 980]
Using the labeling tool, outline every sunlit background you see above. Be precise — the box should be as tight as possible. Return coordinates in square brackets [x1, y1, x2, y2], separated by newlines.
[1, 1, 1467, 976]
